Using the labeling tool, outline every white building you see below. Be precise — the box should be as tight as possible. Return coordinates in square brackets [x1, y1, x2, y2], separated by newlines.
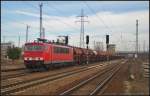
[108, 44, 116, 54]
[1, 42, 14, 58]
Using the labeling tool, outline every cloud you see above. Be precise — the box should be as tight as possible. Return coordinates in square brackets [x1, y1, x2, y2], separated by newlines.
[2, 9, 149, 51]
[15, 10, 40, 18]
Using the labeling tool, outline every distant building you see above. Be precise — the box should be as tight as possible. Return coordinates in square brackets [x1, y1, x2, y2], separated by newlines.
[1, 42, 14, 58]
[94, 41, 104, 51]
[107, 44, 116, 54]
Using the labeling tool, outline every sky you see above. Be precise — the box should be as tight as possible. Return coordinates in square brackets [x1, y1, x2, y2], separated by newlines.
[1, 1, 149, 52]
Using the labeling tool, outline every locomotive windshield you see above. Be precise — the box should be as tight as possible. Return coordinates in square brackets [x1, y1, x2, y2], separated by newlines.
[24, 45, 44, 51]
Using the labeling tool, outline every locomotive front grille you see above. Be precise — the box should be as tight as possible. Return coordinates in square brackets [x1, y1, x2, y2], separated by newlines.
[24, 60, 44, 69]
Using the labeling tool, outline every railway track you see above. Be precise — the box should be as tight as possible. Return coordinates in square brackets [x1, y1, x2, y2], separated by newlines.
[1, 70, 29, 80]
[59, 61, 125, 95]
[1, 63, 106, 89]
[1, 60, 111, 81]
[1, 68, 25, 72]
[1, 62, 109, 95]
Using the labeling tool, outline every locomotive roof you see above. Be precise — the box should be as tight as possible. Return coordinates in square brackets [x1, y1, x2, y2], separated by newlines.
[25, 42, 72, 48]
[25, 41, 113, 55]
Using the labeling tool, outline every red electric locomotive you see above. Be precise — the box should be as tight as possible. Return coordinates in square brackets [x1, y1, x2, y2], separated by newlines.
[23, 39, 73, 70]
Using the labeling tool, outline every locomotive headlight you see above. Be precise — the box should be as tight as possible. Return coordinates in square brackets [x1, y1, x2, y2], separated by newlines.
[35, 57, 39, 60]
[24, 57, 28, 60]
[39, 57, 43, 60]
[29, 57, 32, 60]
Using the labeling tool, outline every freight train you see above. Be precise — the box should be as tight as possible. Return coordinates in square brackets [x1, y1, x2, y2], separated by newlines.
[23, 38, 123, 71]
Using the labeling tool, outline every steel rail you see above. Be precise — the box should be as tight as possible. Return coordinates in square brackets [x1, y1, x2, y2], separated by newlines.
[1, 63, 106, 95]
[1, 68, 25, 72]
[1, 64, 103, 89]
[2, 71, 28, 80]
[59, 62, 121, 95]
[90, 64, 122, 95]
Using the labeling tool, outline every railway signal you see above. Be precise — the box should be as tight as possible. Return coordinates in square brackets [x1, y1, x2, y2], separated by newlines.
[106, 35, 109, 44]
[106, 35, 109, 61]
[86, 35, 89, 64]
[86, 35, 89, 45]
[106, 35, 109, 51]
[65, 36, 68, 45]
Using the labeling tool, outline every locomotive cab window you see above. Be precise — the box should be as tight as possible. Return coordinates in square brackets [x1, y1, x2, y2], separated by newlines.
[54, 47, 69, 54]
[25, 45, 44, 51]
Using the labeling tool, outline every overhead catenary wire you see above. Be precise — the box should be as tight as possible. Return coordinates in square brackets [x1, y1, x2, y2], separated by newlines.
[3, 17, 26, 26]
[100, 6, 128, 51]
[3, 2, 80, 42]
[2, 2, 44, 41]
[2, 14, 39, 30]
[45, 2, 79, 31]
[2, 35, 22, 45]
[84, 1, 123, 51]
[2, 3, 69, 41]
[46, 2, 66, 15]
[84, 1, 113, 34]
[24, 2, 78, 41]
[27, 2, 79, 31]
[21, 2, 54, 30]
[24, 1, 40, 10]
[24, 2, 73, 39]
[2, 3, 81, 45]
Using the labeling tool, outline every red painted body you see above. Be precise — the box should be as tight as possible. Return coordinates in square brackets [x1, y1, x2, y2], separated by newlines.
[51, 44, 73, 63]
[24, 42, 73, 65]
[24, 43, 44, 58]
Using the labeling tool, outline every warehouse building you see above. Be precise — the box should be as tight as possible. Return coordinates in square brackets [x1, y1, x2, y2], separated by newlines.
[1, 42, 14, 58]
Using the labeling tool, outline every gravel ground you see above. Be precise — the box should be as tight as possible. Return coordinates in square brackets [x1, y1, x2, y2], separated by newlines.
[1, 59, 25, 71]
[1, 59, 121, 87]
[1, 69, 27, 76]
[101, 58, 149, 95]
[1, 65, 88, 87]
[1, 59, 123, 95]
[70, 67, 115, 95]
[1, 59, 24, 65]
[1, 65, 25, 71]
[12, 62, 113, 95]
[1, 59, 121, 71]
